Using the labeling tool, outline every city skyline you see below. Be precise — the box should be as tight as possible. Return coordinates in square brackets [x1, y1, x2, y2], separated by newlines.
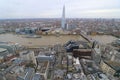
[0, 0, 120, 19]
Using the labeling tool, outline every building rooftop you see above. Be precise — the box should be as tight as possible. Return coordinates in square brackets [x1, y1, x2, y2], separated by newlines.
[36, 55, 54, 62]
[37, 61, 49, 74]
[17, 67, 35, 80]
[0, 48, 9, 58]
[80, 59, 101, 75]
[0, 48, 7, 52]
[104, 60, 120, 71]
[32, 73, 42, 80]
[20, 50, 31, 55]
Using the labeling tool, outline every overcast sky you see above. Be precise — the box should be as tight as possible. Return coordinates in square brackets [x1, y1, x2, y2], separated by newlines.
[0, 0, 120, 19]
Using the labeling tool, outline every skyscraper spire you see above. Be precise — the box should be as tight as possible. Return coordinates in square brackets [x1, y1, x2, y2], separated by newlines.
[61, 5, 66, 29]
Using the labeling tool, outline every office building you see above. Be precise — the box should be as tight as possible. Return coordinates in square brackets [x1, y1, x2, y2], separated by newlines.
[0, 42, 20, 54]
[61, 5, 66, 29]
[0, 48, 9, 63]
[100, 60, 120, 78]
[20, 50, 37, 65]
[17, 68, 35, 80]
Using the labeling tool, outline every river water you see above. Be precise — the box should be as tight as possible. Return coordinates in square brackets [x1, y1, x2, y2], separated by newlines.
[89, 35, 118, 44]
[0, 34, 84, 46]
[0, 34, 117, 46]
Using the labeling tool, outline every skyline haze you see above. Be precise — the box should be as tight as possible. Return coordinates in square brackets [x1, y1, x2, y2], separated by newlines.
[0, 0, 120, 19]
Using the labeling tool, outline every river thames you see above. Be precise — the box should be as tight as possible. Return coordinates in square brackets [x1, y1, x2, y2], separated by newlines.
[0, 33, 118, 46]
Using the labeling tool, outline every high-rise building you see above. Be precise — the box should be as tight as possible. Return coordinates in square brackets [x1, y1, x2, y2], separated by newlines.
[61, 5, 66, 29]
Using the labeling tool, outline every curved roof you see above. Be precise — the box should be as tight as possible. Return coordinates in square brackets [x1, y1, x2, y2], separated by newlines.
[0, 48, 7, 52]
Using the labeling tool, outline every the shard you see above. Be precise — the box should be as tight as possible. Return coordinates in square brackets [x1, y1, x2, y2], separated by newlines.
[61, 5, 66, 29]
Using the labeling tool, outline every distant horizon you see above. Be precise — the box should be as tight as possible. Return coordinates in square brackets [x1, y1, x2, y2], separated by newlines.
[0, 17, 120, 20]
